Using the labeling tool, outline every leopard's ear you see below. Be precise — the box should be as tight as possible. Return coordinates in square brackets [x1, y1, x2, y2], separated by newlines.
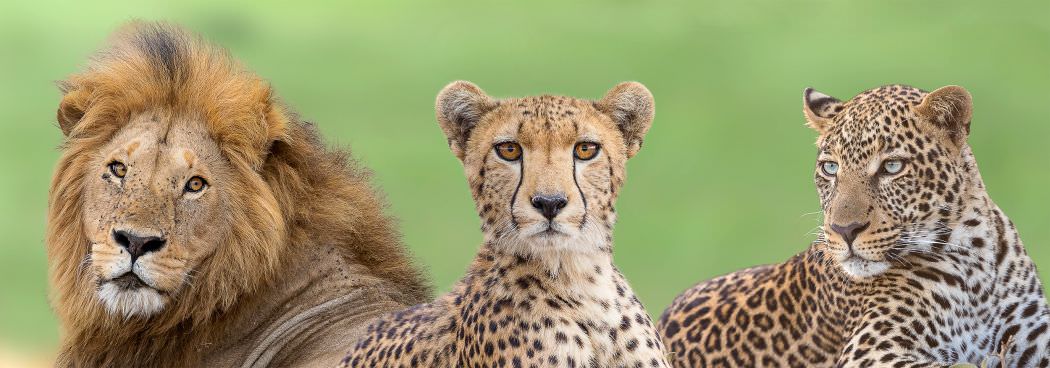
[802, 87, 843, 134]
[596, 82, 654, 159]
[436, 81, 496, 161]
[916, 85, 972, 147]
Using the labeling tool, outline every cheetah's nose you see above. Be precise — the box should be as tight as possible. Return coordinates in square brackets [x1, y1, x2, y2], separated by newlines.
[830, 222, 870, 247]
[531, 194, 568, 220]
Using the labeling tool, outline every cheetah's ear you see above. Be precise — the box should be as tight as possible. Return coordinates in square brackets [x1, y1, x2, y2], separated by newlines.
[916, 85, 972, 147]
[436, 81, 497, 160]
[596, 82, 654, 159]
[802, 87, 843, 134]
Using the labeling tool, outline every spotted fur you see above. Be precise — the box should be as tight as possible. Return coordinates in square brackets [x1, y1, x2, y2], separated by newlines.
[659, 85, 1050, 367]
[339, 82, 670, 367]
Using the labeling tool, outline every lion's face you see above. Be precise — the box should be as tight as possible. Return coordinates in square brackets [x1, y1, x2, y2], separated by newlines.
[83, 113, 230, 317]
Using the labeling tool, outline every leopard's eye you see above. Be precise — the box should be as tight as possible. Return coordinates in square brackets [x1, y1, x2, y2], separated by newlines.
[882, 159, 905, 175]
[185, 176, 208, 193]
[494, 142, 523, 161]
[820, 161, 839, 176]
[109, 161, 128, 178]
[574, 142, 600, 161]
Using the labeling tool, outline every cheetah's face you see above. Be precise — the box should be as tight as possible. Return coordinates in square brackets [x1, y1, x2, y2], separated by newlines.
[803, 85, 974, 279]
[435, 81, 653, 256]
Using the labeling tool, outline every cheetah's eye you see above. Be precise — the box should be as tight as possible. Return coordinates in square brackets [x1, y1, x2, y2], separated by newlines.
[820, 161, 839, 176]
[882, 159, 905, 175]
[108, 161, 128, 178]
[574, 142, 600, 161]
[494, 142, 523, 161]
[185, 176, 208, 193]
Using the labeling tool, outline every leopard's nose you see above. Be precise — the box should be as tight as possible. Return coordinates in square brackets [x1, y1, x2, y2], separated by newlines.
[830, 222, 870, 246]
[531, 194, 568, 220]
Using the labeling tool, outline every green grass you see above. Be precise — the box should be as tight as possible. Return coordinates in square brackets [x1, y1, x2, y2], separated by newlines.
[1, 0, 1048, 353]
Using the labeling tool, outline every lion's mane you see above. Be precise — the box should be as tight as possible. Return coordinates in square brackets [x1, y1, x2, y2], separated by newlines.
[47, 22, 429, 366]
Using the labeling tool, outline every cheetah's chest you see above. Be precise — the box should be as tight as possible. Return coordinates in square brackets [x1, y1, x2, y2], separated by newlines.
[460, 268, 663, 367]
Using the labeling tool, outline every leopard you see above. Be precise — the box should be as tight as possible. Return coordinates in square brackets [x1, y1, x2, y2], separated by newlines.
[658, 84, 1050, 367]
[338, 81, 671, 368]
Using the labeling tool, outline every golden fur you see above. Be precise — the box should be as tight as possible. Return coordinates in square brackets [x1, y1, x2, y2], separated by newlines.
[47, 22, 429, 366]
[340, 82, 670, 367]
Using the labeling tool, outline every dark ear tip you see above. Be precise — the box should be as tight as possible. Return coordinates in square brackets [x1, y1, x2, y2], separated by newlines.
[803, 87, 814, 99]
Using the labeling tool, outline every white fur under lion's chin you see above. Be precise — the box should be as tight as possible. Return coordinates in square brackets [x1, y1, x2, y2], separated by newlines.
[97, 283, 168, 319]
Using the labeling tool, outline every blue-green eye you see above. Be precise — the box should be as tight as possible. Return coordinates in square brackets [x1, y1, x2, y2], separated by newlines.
[882, 159, 904, 175]
[820, 161, 839, 176]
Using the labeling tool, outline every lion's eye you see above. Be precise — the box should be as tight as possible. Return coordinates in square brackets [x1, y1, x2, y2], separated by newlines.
[574, 142, 600, 161]
[494, 142, 523, 161]
[820, 161, 839, 176]
[185, 176, 208, 193]
[882, 159, 905, 175]
[109, 161, 128, 178]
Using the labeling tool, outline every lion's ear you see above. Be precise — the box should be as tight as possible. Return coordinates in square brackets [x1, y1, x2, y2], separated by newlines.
[596, 82, 654, 159]
[260, 87, 289, 145]
[236, 83, 291, 170]
[435, 81, 496, 161]
[57, 83, 89, 136]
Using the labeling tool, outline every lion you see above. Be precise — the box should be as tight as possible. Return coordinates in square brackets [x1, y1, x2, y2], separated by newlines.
[45, 22, 431, 367]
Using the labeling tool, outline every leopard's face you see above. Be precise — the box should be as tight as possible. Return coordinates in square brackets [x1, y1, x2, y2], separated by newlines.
[803, 85, 974, 279]
[435, 81, 653, 257]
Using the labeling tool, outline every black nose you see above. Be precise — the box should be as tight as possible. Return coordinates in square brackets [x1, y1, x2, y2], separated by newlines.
[531, 194, 568, 220]
[113, 229, 167, 262]
[830, 222, 870, 246]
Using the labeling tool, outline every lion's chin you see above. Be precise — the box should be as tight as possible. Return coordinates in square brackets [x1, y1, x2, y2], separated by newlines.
[98, 282, 168, 318]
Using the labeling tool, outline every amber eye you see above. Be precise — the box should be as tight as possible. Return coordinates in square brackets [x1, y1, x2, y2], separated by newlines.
[108, 161, 128, 178]
[185, 176, 207, 193]
[574, 142, 600, 161]
[494, 142, 523, 161]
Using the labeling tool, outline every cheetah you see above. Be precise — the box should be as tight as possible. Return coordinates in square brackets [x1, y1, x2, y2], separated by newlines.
[339, 81, 671, 368]
[658, 85, 1050, 367]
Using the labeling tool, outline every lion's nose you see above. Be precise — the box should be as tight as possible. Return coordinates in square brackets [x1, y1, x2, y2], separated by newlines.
[830, 222, 870, 247]
[531, 194, 568, 220]
[113, 229, 167, 262]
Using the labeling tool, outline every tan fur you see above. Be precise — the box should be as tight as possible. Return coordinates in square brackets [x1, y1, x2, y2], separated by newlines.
[915, 85, 973, 146]
[801, 87, 844, 134]
[341, 82, 670, 367]
[47, 22, 430, 367]
[660, 85, 1050, 367]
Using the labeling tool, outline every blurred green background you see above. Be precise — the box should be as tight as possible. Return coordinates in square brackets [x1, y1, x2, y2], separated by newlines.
[1, 0, 1048, 358]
